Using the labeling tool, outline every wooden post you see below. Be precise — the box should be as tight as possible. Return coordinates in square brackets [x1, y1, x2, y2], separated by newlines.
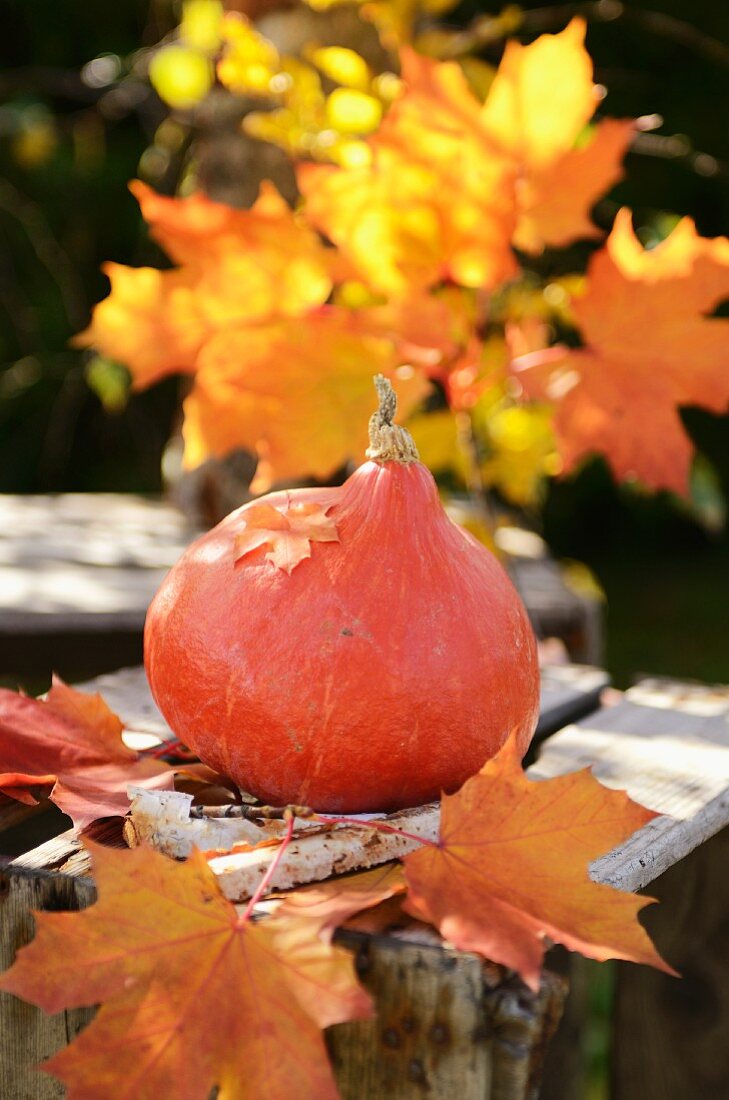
[611, 826, 729, 1100]
[0, 867, 95, 1099]
[0, 861, 565, 1100]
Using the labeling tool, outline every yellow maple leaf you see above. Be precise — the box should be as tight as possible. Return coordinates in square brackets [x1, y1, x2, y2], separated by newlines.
[182, 310, 429, 490]
[481, 18, 633, 252]
[299, 48, 518, 295]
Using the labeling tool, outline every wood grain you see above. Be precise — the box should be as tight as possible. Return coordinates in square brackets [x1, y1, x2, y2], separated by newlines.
[0, 868, 95, 1100]
[531, 684, 729, 893]
[328, 932, 566, 1100]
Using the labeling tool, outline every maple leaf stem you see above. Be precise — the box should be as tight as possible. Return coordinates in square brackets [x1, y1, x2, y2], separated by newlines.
[314, 814, 437, 849]
[143, 738, 189, 760]
[240, 813, 296, 923]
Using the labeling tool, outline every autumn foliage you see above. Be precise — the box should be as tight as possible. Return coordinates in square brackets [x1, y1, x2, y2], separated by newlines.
[75, 14, 729, 503]
[0, 684, 674, 1099]
[0, 678, 172, 829]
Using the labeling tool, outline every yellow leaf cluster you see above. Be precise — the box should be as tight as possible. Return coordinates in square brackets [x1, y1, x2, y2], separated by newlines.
[218, 15, 392, 166]
[300, 20, 633, 297]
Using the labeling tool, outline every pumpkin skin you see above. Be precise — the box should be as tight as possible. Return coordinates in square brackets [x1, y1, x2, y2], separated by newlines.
[145, 456, 540, 813]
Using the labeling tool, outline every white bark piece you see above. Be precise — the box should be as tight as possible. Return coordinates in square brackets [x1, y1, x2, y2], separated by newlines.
[127, 788, 440, 901]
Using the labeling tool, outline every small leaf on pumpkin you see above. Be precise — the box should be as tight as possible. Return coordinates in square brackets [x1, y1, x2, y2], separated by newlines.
[0, 842, 371, 1100]
[403, 733, 677, 991]
[235, 499, 340, 574]
[0, 678, 173, 830]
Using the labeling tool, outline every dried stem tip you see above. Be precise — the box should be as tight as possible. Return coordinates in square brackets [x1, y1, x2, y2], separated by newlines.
[366, 375, 420, 464]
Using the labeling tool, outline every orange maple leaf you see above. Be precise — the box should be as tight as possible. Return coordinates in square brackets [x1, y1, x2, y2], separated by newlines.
[300, 23, 631, 288]
[277, 864, 407, 938]
[0, 842, 371, 1100]
[235, 498, 340, 574]
[402, 734, 675, 991]
[0, 679, 172, 830]
[76, 183, 430, 486]
[514, 209, 729, 494]
[71, 263, 207, 389]
[74, 180, 333, 390]
[514, 118, 634, 253]
[181, 309, 429, 490]
[480, 18, 634, 253]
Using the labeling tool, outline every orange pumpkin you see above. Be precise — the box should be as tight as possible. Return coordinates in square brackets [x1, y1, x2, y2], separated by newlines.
[145, 377, 539, 812]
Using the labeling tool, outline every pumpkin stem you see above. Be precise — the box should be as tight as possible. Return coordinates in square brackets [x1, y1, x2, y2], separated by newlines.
[366, 375, 420, 464]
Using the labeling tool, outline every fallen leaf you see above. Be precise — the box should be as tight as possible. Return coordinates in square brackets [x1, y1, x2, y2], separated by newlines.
[514, 209, 729, 493]
[277, 863, 406, 939]
[403, 733, 675, 991]
[182, 309, 429, 490]
[235, 499, 340, 574]
[0, 842, 371, 1100]
[0, 679, 172, 830]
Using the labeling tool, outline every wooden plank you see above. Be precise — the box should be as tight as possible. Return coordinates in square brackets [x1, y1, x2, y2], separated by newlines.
[534, 664, 609, 743]
[611, 825, 729, 1100]
[535, 678, 729, 1100]
[0, 866, 96, 1100]
[0, 494, 197, 633]
[531, 681, 729, 892]
[0, 495, 199, 678]
[329, 934, 496, 1099]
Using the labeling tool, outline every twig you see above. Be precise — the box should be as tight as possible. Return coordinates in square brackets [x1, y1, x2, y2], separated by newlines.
[239, 813, 296, 922]
[439, 2, 729, 69]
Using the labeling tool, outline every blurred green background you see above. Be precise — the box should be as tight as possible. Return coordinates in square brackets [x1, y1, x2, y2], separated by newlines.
[0, 0, 727, 687]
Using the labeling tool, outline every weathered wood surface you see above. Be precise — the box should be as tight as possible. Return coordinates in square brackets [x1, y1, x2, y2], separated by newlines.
[535, 677, 729, 1100]
[0, 494, 197, 634]
[612, 825, 729, 1100]
[329, 933, 565, 1100]
[532, 677, 729, 892]
[0, 867, 96, 1100]
[0, 495, 199, 679]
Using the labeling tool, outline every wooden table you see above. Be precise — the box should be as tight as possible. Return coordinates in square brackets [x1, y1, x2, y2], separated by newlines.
[3, 664, 728, 1098]
[0, 495, 603, 682]
[0, 494, 198, 681]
